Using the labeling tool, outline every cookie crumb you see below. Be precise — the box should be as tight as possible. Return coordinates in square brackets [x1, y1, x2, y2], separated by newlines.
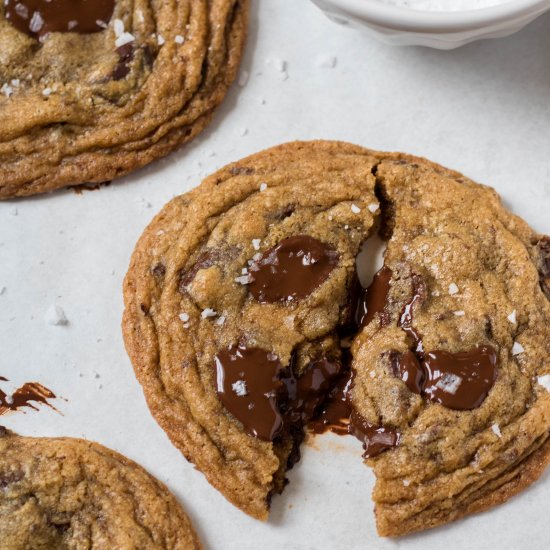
[448, 283, 459, 295]
[491, 423, 502, 437]
[512, 341, 525, 356]
[238, 127, 248, 137]
[45, 304, 68, 326]
[201, 308, 217, 319]
[0, 286, 6, 296]
[252, 239, 261, 250]
[351, 204, 361, 214]
[537, 374, 550, 392]
[507, 310, 517, 324]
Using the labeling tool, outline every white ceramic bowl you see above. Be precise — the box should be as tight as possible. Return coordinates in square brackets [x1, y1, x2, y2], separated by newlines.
[311, 0, 550, 48]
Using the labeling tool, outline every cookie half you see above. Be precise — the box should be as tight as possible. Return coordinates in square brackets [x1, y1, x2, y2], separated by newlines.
[0, 0, 248, 198]
[122, 141, 550, 534]
[0, 427, 201, 548]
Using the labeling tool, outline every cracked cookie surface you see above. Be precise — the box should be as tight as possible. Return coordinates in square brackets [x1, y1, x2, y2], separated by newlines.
[0, 0, 248, 198]
[122, 141, 550, 535]
[0, 428, 201, 549]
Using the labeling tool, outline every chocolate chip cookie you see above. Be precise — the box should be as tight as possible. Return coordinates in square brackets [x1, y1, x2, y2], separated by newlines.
[0, 427, 201, 549]
[0, 0, 248, 199]
[122, 141, 550, 535]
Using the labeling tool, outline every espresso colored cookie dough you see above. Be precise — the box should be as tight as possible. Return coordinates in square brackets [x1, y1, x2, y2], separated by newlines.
[122, 141, 550, 535]
[0, 427, 201, 549]
[0, 0, 248, 198]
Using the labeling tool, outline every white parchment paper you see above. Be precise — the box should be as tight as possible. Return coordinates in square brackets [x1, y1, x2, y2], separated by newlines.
[1, 2, 550, 548]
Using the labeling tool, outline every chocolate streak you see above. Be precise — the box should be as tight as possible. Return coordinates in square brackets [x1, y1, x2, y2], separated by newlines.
[310, 365, 401, 459]
[0, 378, 57, 416]
[355, 266, 392, 328]
[5, 0, 115, 38]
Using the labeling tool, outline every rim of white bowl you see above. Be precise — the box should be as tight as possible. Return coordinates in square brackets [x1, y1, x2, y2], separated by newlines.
[321, 0, 550, 32]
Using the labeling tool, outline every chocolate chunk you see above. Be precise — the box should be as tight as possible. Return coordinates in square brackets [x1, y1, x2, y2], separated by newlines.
[349, 410, 401, 459]
[309, 369, 354, 436]
[0, 470, 24, 489]
[309, 367, 399, 458]
[537, 236, 550, 299]
[5, 0, 115, 38]
[152, 263, 166, 278]
[422, 345, 498, 410]
[390, 350, 424, 394]
[355, 266, 392, 328]
[248, 235, 339, 303]
[112, 44, 135, 81]
[215, 345, 286, 441]
[229, 166, 254, 176]
[284, 358, 342, 426]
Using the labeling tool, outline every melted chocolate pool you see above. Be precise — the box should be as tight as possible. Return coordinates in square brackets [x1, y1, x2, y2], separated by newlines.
[5, 0, 115, 38]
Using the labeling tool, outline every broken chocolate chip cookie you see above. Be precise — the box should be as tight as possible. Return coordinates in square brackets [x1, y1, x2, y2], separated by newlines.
[123, 141, 550, 536]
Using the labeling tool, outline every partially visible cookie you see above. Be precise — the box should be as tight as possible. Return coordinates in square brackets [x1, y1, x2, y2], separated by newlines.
[0, 427, 201, 549]
[0, 0, 248, 198]
[122, 141, 550, 534]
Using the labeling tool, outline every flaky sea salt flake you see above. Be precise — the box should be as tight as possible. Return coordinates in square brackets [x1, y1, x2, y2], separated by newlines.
[537, 375, 550, 392]
[315, 55, 337, 68]
[201, 308, 217, 319]
[232, 380, 248, 396]
[115, 32, 135, 47]
[435, 373, 462, 395]
[238, 70, 249, 86]
[45, 305, 68, 326]
[448, 283, 459, 295]
[491, 423, 502, 437]
[512, 341, 525, 356]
